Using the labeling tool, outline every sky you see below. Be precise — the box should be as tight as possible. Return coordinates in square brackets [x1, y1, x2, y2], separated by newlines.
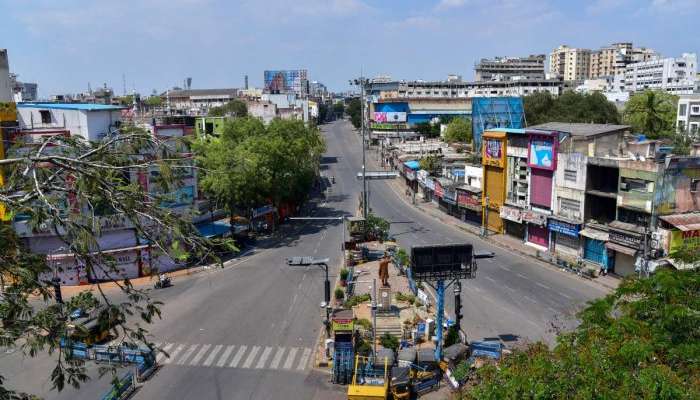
[1, 0, 699, 97]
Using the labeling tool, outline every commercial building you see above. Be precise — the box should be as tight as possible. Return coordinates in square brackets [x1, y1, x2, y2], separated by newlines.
[549, 45, 592, 81]
[10, 73, 38, 102]
[676, 94, 700, 135]
[589, 42, 659, 79]
[624, 53, 697, 94]
[466, 78, 563, 97]
[17, 103, 124, 142]
[164, 88, 240, 114]
[474, 55, 546, 81]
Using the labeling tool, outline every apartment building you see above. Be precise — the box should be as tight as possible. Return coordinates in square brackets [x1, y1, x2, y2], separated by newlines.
[474, 55, 546, 81]
[624, 53, 697, 94]
[677, 94, 700, 135]
[549, 45, 592, 81]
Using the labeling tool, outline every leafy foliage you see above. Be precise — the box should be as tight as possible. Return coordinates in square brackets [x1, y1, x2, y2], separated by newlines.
[524, 91, 620, 126]
[347, 98, 362, 129]
[380, 332, 399, 351]
[143, 96, 162, 107]
[365, 212, 390, 241]
[419, 155, 441, 175]
[669, 240, 700, 266]
[208, 99, 248, 118]
[463, 269, 700, 399]
[344, 294, 371, 308]
[0, 126, 220, 396]
[623, 90, 679, 138]
[194, 117, 325, 217]
[414, 121, 442, 138]
[444, 118, 472, 143]
[333, 102, 345, 116]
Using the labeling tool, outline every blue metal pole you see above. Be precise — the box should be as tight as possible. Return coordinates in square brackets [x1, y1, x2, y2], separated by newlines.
[435, 279, 445, 362]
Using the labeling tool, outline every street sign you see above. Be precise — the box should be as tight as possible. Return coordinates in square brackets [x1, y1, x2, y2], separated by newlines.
[410, 244, 475, 281]
[356, 171, 399, 180]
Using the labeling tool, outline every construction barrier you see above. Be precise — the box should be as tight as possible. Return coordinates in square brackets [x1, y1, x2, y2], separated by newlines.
[100, 372, 134, 400]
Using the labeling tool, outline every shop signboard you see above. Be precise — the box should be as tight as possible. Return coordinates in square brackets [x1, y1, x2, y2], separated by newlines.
[609, 229, 642, 248]
[500, 205, 522, 223]
[528, 133, 557, 171]
[669, 229, 700, 253]
[434, 180, 444, 198]
[483, 137, 506, 168]
[521, 210, 547, 226]
[374, 112, 407, 123]
[404, 167, 416, 181]
[458, 192, 481, 210]
[417, 170, 428, 186]
[332, 319, 354, 332]
[426, 177, 435, 191]
[548, 218, 580, 237]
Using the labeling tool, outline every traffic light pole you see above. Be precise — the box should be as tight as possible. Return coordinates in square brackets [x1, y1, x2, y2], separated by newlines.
[434, 280, 445, 361]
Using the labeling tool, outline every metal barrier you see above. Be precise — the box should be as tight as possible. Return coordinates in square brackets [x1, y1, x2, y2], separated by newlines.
[100, 372, 134, 400]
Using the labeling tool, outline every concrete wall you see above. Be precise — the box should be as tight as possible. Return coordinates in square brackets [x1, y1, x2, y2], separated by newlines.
[0, 49, 12, 102]
[657, 158, 700, 215]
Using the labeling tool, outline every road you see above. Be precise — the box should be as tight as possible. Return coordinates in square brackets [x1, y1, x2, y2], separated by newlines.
[0, 119, 607, 400]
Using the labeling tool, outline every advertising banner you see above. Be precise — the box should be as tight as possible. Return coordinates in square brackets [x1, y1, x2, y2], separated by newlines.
[374, 112, 407, 123]
[458, 192, 481, 210]
[483, 137, 506, 168]
[522, 210, 548, 226]
[500, 205, 522, 223]
[263, 70, 307, 94]
[548, 218, 580, 237]
[332, 319, 354, 332]
[528, 134, 557, 170]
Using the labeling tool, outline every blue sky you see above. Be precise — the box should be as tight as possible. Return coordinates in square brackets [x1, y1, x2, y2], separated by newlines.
[1, 0, 698, 96]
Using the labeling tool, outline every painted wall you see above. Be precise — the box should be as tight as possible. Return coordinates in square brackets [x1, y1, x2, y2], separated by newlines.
[657, 158, 700, 215]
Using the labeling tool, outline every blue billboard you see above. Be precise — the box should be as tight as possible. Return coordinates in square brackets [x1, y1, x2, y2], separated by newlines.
[471, 97, 525, 151]
[264, 70, 308, 94]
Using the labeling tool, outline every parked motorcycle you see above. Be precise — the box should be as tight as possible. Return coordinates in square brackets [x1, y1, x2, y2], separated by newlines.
[154, 275, 172, 289]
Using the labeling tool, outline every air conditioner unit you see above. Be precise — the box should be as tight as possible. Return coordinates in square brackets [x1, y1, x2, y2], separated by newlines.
[619, 182, 629, 190]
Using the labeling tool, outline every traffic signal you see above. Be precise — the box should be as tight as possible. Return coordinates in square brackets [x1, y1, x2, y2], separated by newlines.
[52, 277, 63, 304]
[454, 283, 463, 326]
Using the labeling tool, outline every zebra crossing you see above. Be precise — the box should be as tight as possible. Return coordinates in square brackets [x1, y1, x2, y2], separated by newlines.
[154, 342, 313, 372]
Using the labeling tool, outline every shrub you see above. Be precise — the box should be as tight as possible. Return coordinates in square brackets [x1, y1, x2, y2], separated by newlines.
[334, 287, 345, 300]
[339, 268, 349, 281]
[395, 292, 416, 304]
[380, 332, 399, 351]
[356, 318, 372, 331]
[344, 293, 371, 308]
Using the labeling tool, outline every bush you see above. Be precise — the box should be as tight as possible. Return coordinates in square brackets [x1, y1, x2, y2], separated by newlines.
[380, 332, 399, 351]
[339, 268, 349, 281]
[445, 325, 460, 347]
[355, 338, 373, 356]
[395, 292, 416, 304]
[334, 287, 345, 300]
[344, 293, 371, 308]
[356, 318, 372, 331]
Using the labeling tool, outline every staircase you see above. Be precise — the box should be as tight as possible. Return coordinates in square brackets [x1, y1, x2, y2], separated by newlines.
[375, 316, 403, 338]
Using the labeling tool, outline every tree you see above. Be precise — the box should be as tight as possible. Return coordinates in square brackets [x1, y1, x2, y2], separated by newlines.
[419, 155, 441, 175]
[669, 240, 700, 266]
[623, 90, 679, 138]
[463, 269, 700, 399]
[0, 126, 221, 397]
[333, 102, 345, 117]
[144, 96, 163, 108]
[346, 98, 362, 129]
[523, 90, 620, 126]
[444, 118, 472, 143]
[414, 121, 441, 138]
[208, 99, 248, 118]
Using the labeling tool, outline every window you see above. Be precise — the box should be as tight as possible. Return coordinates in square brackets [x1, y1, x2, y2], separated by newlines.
[559, 197, 581, 217]
[691, 179, 699, 193]
[205, 122, 214, 135]
[39, 110, 51, 124]
[691, 123, 699, 134]
[564, 169, 577, 182]
[620, 177, 648, 192]
[679, 104, 687, 117]
[692, 105, 700, 115]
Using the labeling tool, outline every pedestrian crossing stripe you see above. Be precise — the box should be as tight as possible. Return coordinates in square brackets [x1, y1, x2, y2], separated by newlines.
[151, 342, 313, 372]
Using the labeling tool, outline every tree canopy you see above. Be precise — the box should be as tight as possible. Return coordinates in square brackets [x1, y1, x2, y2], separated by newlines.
[194, 117, 325, 216]
[346, 98, 362, 129]
[443, 118, 472, 143]
[524, 91, 621, 126]
[414, 121, 442, 138]
[143, 96, 163, 107]
[0, 126, 220, 396]
[419, 155, 441, 175]
[623, 90, 679, 138]
[208, 99, 248, 118]
[463, 268, 700, 399]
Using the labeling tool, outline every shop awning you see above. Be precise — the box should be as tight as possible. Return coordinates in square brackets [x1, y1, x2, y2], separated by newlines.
[46, 244, 149, 260]
[579, 228, 609, 241]
[404, 160, 420, 170]
[196, 220, 231, 238]
[659, 212, 700, 231]
[605, 242, 637, 256]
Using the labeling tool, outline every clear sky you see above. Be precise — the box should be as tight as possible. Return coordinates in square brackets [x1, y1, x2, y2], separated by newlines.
[1, 0, 698, 97]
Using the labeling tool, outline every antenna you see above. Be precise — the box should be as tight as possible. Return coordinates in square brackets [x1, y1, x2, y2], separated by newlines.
[122, 73, 127, 96]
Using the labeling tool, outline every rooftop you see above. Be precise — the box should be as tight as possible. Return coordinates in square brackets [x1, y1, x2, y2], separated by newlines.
[528, 122, 630, 137]
[165, 88, 239, 97]
[17, 103, 125, 111]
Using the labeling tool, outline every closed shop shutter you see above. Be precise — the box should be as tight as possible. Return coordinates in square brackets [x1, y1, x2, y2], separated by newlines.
[528, 224, 548, 247]
[530, 169, 553, 209]
[555, 232, 579, 254]
[615, 253, 637, 277]
[584, 238, 606, 265]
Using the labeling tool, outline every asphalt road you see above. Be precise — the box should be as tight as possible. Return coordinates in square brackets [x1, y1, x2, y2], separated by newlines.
[0, 119, 607, 400]
[327, 119, 608, 345]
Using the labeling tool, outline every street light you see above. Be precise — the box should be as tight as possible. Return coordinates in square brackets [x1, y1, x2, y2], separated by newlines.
[286, 257, 331, 333]
[350, 77, 370, 221]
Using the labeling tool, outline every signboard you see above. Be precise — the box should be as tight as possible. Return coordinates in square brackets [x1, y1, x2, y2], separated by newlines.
[500, 205, 522, 223]
[263, 69, 308, 94]
[483, 138, 505, 168]
[411, 244, 475, 280]
[404, 168, 416, 181]
[670, 229, 700, 253]
[528, 134, 557, 171]
[371, 122, 408, 130]
[332, 319, 354, 332]
[521, 210, 547, 226]
[374, 112, 407, 123]
[426, 177, 435, 191]
[357, 171, 399, 180]
[609, 229, 642, 248]
[548, 218, 580, 237]
[457, 192, 481, 210]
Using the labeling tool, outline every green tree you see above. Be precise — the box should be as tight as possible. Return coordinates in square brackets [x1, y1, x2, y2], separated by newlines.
[444, 118, 472, 143]
[414, 121, 441, 138]
[524, 90, 620, 126]
[0, 126, 220, 396]
[419, 155, 441, 175]
[380, 332, 399, 351]
[347, 98, 362, 129]
[208, 99, 248, 118]
[365, 212, 390, 241]
[623, 90, 679, 138]
[333, 102, 345, 117]
[669, 240, 700, 266]
[463, 269, 700, 399]
[523, 91, 556, 126]
[144, 96, 163, 107]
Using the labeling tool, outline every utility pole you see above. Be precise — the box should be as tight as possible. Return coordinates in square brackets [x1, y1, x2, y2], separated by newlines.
[371, 278, 377, 361]
[360, 79, 368, 221]
[481, 195, 490, 237]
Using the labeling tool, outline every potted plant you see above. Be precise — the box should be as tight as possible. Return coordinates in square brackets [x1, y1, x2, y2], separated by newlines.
[334, 287, 345, 304]
[339, 268, 349, 286]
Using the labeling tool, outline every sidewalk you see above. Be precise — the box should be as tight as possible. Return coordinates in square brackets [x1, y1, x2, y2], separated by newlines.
[385, 176, 621, 292]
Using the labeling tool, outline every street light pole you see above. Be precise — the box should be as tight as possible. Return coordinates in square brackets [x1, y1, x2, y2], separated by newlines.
[360, 79, 368, 221]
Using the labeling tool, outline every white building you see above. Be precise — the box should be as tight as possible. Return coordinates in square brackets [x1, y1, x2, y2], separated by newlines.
[17, 103, 124, 141]
[624, 53, 697, 94]
[676, 94, 700, 135]
[549, 45, 592, 81]
[165, 88, 239, 114]
[0, 49, 12, 102]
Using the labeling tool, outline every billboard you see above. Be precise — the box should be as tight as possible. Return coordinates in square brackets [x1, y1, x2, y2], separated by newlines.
[410, 244, 474, 280]
[264, 70, 308, 94]
[471, 97, 524, 151]
[373, 111, 407, 123]
[482, 135, 506, 168]
[528, 133, 557, 170]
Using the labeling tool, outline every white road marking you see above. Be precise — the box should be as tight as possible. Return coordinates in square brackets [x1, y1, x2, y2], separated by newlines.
[203, 344, 223, 367]
[241, 345, 260, 369]
[190, 344, 211, 365]
[255, 346, 273, 369]
[163, 344, 184, 364]
[176, 344, 199, 365]
[156, 343, 174, 363]
[516, 273, 528, 279]
[283, 347, 299, 369]
[503, 285, 515, 292]
[269, 347, 286, 370]
[485, 276, 497, 283]
[558, 291, 572, 299]
[536, 282, 551, 290]
[547, 306, 557, 313]
[523, 296, 537, 303]
[229, 345, 247, 368]
[498, 264, 510, 271]
[297, 348, 312, 371]
[217, 345, 235, 367]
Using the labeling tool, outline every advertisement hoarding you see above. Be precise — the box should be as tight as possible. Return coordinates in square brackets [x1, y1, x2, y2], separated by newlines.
[263, 70, 308, 94]
[528, 133, 557, 171]
[482, 137, 506, 168]
[373, 112, 407, 123]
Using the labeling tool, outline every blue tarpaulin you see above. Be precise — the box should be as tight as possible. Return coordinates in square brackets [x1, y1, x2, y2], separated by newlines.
[404, 160, 420, 170]
[196, 221, 231, 238]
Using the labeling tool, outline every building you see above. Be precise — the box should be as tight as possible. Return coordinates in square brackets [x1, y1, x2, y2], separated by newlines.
[549, 45, 592, 81]
[588, 42, 659, 79]
[466, 78, 563, 97]
[676, 94, 700, 135]
[9, 73, 38, 102]
[0, 49, 17, 222]
[17, 103, 124, 142]
[481, 130, 508, 233]
[624, 53, 697, 94]
[263, 70, 308, 96]
[164, 88, 240, 114]
[0, 49, 12, 102]
[474, 55, 546, 81]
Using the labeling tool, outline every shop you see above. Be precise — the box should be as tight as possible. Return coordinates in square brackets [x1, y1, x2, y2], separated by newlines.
[522, 210, 549, 249]
[500, 205, 526, 240]
[439, 181, 459, 217]
[580, 226, 612, 269]
[548, 217, 581, 256]
[457, 186, 482, 225]
[482, 131, 507, 234]
[403, 160, 419, 193]
[527, 130, 558, 211]
[607, 221, 645, 277]
[659, 213, 700, 269]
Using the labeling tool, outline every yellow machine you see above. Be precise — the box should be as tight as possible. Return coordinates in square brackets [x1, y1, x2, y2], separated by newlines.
[347, 355, 389, 400]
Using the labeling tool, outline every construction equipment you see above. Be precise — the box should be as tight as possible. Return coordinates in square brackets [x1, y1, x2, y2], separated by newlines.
[347, 355, 389, 400]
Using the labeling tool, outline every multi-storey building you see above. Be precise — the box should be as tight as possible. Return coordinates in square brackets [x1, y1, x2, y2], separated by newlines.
[474, 55, 546, 81]
[549, 45, 592, 81]
[0, 49, 12, 102]
[164, 88, 240, 114]
[624, 53, 697, 94]
[676, 94, 700, 135]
